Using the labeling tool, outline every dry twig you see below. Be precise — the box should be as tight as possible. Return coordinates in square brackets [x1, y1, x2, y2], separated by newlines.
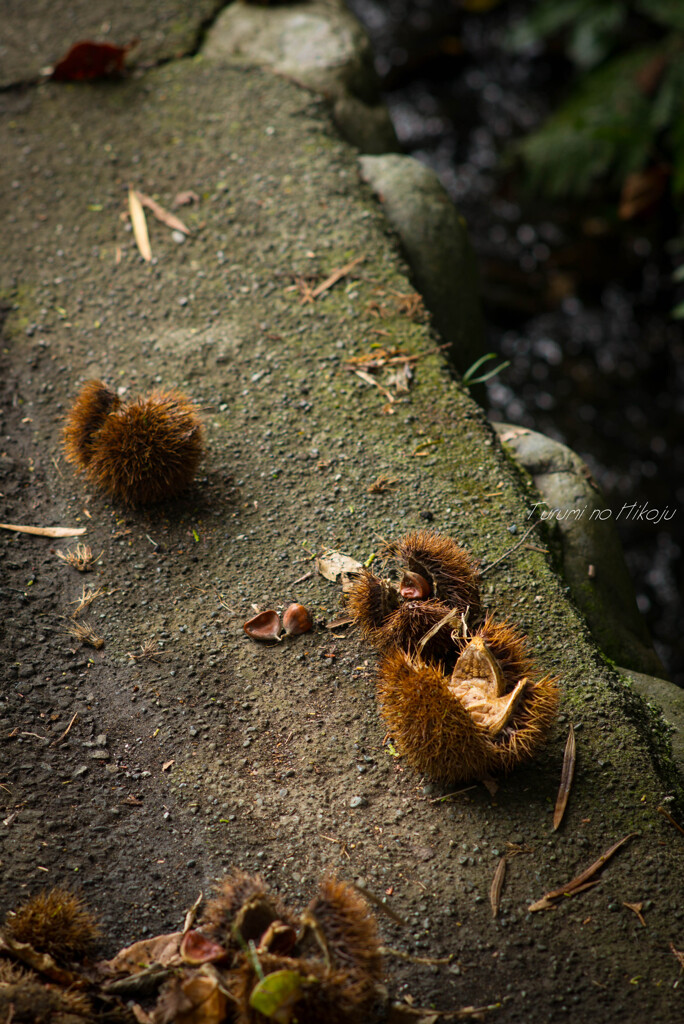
[51, 712, 78, 747]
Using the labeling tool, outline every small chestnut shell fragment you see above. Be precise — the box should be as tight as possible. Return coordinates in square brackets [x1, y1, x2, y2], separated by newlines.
[180, 928, 228, 964]
[243, 610, 281, 641]
[283, 603, 313, 635]
[399, 570, 431, 600]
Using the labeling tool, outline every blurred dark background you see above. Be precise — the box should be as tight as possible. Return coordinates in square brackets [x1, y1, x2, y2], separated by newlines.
[345, 0, 684, 685]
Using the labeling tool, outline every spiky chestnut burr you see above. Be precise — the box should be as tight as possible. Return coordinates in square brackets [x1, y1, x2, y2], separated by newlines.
[347, 569, 463, 662]
[233, 953, 376, 1024]
[347, 531, 481, 659]
[201, 871, 294, 951]
[64, 382, 204, 505]
[377, 617, 559, 783]
[4, 888, 100, 963]
[302, 877, 383, 983]
[63, 379, 122, 470]
[385, 530, 481, 616]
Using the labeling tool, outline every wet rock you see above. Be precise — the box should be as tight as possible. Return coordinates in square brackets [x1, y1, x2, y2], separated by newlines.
[203, 0, 398, 154]
[359, 153, 485, 375]
[618, 666, 684, 770]
[494, 423, 665, 679]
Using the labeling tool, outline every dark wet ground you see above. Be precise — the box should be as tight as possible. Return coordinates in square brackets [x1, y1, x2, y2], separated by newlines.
[346, 0, 684, 684]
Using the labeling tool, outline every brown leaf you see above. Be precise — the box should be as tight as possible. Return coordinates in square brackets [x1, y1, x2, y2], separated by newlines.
[162, 759, 175, 772]
[129, 187, 152, 262]
[316, 550, 363, 582]
[51, 40, 133, 81]
[553, 724, 576, 830]
[102, 931, 183, 974]
[618, 166, 669, 220]
[490, 857, 507, 918]
[0, 523, 86, 537]
[0, 934, 81, 986]
[671, 942, 684, 971]
[136, 191, 190, 235]
[623, 901, 646, 927]
[528, 833, 638, 912]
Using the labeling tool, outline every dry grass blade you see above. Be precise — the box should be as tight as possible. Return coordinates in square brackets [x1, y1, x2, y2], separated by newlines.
[68, 621, 105, 650]
[657, 805, 684, 837]
[57, 543, 96, 572]
[553, 724, 576, 830]
[128, 638, 162, 662]
[490, 857, 507, 918]
[529, 832, 638, 912]
[129, 186, 152, 261]
[136, 190, 190, 234]
[480, 520, 541, 575]
[0, 523, 86, 537]
[70, 584, 104, 618]
[368, 475, 399, 494]
[351, 883, 408, 927]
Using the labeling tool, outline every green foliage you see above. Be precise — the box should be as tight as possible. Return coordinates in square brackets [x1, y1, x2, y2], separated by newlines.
[508, 1, 684, 202]
[517, 48, 656, 197]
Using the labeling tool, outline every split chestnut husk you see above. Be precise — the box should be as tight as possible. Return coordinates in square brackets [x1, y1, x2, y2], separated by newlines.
[377, 616, 559, 783]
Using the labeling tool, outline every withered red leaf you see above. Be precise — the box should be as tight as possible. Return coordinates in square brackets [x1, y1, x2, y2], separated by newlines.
[51, 40, 134, 82]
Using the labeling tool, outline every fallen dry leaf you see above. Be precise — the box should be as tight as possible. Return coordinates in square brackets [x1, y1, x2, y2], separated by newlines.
[102, 931, 183, 975]
[0, 522, 86, 537]
[529, 833, 638, 912]
[623, 901, 646, 927]
[51, 39, 133, 81]
[154, 970, 229, 1024]
[618, 165, 669, 220]
[162, 759, 175, 772]
[671, 942, 684, 971]
[490, 857, 507, 918]
[0, 934, 81, 986]
[316, 550, 363, 582]
[553, 723, 576, 830]
[136, 190, 190, 235]
[129, 186, 152, 262]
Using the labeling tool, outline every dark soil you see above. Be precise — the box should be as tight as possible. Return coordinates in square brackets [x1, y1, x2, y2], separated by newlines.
[0, 7, 683, 1022]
